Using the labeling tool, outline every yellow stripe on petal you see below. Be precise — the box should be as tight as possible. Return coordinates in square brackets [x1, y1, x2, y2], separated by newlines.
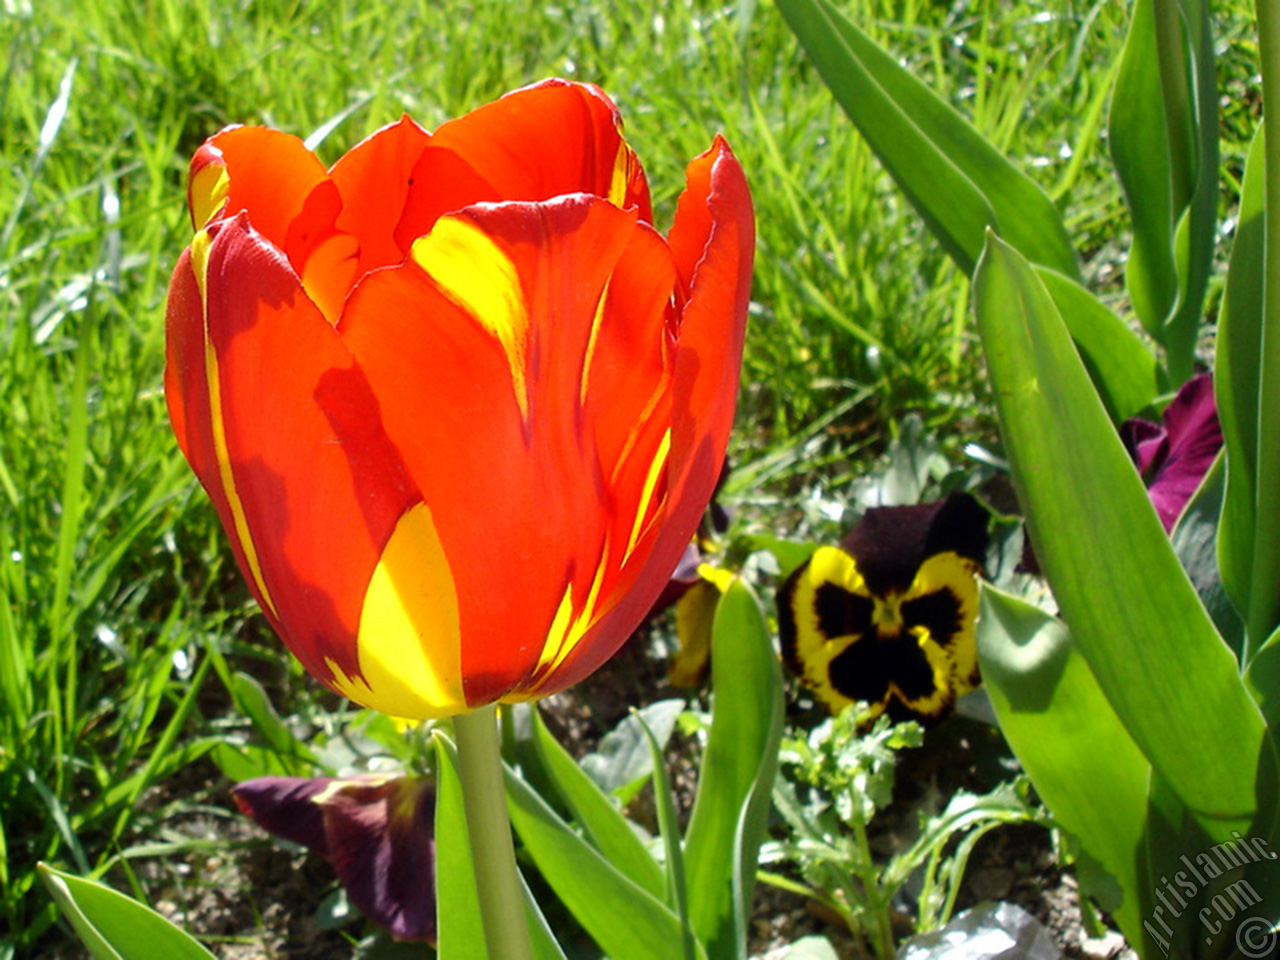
[333, 501, 467, 719]
[579, 279, 609, 406]
[513, 542, 612, 700]
[192, 229, 278, 619]
[190, 162, 230, 230]
[411, 217, 530, 421]
[624, 428, 671, 561]
[608, 140, 636, 208]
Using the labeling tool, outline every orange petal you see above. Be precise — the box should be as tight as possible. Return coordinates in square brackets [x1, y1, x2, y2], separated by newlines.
[192, 126, 330, 253]
[329, 115, 432, 276]
[425, 79, 651, 218]
[537, 138, 754, 697]
[165, 213, 421, 694]
[339, 195, 673, 706]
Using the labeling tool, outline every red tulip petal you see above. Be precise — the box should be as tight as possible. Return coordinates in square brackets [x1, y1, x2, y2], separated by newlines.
[329, 116, 433, 276]
[410, 79, 651, 220]
[339, 195, 675, 706]
[541, 138, 754, 694]
[192, 126, 330, 252]
[164, 214, 426, 699]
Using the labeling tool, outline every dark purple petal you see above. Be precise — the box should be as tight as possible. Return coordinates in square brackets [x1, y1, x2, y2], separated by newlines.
[231, 774, 437, 943]
[231, 776, 333, 857]
[1121, 373, 1222, 532]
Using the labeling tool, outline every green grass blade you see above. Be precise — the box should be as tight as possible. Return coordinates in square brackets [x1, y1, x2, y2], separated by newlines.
[505, 764, 706, 960]
[1035, 267, 1159, 424]
[38, 863, 217, 960]
[683, 578, 783, 960]
[973, 232, 1264, 822]
[977, 587, 1150, 950]
[775, 0, 1078, 279]
[1216, 122, 1266, 629]
[528, 707, 665, 901]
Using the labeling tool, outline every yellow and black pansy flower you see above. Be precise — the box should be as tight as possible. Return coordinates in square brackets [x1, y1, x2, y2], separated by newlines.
[778, 492, 989, 726]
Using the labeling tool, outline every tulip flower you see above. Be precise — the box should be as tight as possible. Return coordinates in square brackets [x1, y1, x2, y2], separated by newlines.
[165, 80, 754, 720]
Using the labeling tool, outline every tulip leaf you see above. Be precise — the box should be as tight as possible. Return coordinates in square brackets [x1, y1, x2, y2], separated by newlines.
[973, 232, 1264, 823]
[434, 735, 565, 960]
[505, 765, 707, 960]
[1034, 268, 1158, 424]
[683, 578, 784, 960]
[774, 0, 1078, 280]
[637, 709, 694, 954]
[38, 863, 217, 960]
[976, 589, 1148, 948]
[528, 707, 666, 901]
[1109, 0, 1218, 381]
[1216, 122, 1270, 651]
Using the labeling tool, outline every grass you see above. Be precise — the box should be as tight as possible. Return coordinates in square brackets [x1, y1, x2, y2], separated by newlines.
[0, 0, 1262, 956]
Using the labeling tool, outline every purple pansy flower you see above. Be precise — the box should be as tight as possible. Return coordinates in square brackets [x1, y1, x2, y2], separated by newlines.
[232, 774, 436, 943]
[1120, 372, 1223, 532]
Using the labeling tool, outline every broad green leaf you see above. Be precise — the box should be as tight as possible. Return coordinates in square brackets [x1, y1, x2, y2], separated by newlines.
[1217, 123, 1269, 649]
[976, 588, 1148, 947]
[505, 766, 707, 960]
[528, 707, 665, 900]
[433, 735, 565, 960]
[1110, 0, 1218, 380]
[774, 0, 1077, 279]
[1035, 267, 1158, 424]
[973, 233, 1264, 822]
[434, 734, 489, 960]
[683, 579, 783, 960]
[38, 864, 217, 960]
[1169, 453, 1244, 658]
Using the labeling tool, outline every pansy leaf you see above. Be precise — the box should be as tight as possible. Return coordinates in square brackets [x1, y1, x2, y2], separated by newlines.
[39, 864, 218, 960]
[774, 0, 1078, 279]
[683, 578, 783, 960]
[973, 232, 1264, 823]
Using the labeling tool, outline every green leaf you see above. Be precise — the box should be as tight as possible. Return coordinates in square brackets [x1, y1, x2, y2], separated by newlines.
[637, 710, 694, 956]
[774, 0, 1077, 279]
[528, 707, 665, 900]
[683, 578, 784, 960]
[1217, 122, 1268, 645]
[1034, 267, 1158, 424]
[1109, 0, 1218, 380]
[973, 232, 1264, 823]
[505, 765, 706, 960]
[1169, 453, 1244, 658]
[579, 698, 686, 804]
[38, 864, 217, 960]
[434, 734, 565, 960]
[976, 589, 1148, 947]
[434, 734, 488, 960]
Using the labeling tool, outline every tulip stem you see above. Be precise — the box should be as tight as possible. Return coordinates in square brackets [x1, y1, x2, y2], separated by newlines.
[453, 703, 535, 960]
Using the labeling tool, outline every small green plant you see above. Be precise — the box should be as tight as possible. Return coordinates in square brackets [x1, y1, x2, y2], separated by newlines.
[763, 710, 1036, 960]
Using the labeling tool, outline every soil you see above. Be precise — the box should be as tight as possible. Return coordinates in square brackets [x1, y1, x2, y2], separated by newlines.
[48, 625, 1120, 960]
